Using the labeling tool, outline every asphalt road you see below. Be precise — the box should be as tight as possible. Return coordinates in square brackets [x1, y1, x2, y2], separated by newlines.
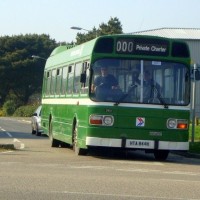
[0, 117, 200, 200]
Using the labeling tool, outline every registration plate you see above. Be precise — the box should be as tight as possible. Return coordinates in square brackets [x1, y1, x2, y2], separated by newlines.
[126, 139, 154, 149]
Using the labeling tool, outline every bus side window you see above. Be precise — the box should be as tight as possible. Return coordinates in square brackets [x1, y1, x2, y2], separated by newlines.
[56, 68, 62, 95]
[43, 71, 48, 96]
[61, 66, 67, 95]
[80, 61, 90, 94]
[67, 65, 74, 94]
[46, 70, 51, 96]
[86, 62, 90, 86]
[73, 62, 82, 94]
[51, 69, 56, 95]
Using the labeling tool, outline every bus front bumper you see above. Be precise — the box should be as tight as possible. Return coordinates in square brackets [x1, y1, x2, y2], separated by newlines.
[86, 137, 189, 150]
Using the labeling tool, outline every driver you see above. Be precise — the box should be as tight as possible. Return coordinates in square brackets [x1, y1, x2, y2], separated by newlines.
[91, 66, 119, 100]
[92, 67, 118, 91]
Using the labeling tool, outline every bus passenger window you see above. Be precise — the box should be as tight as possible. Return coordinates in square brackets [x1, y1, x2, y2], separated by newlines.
[56, 68, 62, 95]
[61, 67, 67, 95]
[73, 63, 82, 95]
[46, 71, 51, 96]
[67, 66, 74, 94]
[80, 61, 90, 94]
[51, 69, 56, 95]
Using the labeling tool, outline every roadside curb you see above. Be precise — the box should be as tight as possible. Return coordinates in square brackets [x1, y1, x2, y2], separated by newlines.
[172, 151, 200, 159]
[0, 144, 15, 150]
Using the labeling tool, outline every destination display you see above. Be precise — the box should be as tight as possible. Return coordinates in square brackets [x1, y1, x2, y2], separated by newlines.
[116, 38, 169, 56]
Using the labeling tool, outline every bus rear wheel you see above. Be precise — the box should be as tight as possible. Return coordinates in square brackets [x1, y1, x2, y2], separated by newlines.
[73, 123, 87, 156]
[49, 122, 60, 147]
[154, 150, 169, 161]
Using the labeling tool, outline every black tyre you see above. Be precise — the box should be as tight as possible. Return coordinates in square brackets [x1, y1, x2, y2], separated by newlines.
[49, 122, 60, 147]
[73, 123, 87, 156]
[154, 150, 169, 161]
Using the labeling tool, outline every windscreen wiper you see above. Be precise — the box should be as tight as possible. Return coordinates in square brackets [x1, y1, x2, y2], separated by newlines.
[151, 86, 168, 109]
[114, 85, 137, 106]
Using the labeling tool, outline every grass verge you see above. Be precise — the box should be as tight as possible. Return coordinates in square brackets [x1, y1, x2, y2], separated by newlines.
[189, 125, 200, 154]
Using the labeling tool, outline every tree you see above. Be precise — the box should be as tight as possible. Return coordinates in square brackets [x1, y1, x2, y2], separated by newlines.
[99, 17, 123, 35]
[0, 17, 123, 107]
[0, 34, 57, 105]
[75, 17, 123, 45]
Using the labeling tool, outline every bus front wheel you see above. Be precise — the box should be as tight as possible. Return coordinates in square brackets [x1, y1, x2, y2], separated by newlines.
[73, 123, 87, 156]
[49, 122, 60, 147]
[154, 150, 169, 161]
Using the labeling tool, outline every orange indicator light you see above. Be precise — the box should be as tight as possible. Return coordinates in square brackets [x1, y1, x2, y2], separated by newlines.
[177, 123, 187, 129]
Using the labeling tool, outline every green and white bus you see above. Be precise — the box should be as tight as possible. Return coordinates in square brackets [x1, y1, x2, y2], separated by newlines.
[41, 34, 191, 160]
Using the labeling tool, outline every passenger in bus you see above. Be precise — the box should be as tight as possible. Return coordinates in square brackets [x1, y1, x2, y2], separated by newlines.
[131, 69, 140, 86]
[92, 67, 119, 100]
[128, 70, 161, 103]
[127, 69, 141, 102]
[143, 70, 161, 101]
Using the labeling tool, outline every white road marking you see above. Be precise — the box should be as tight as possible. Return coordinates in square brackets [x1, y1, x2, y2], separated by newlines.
[1, 151, 14, 154]
[0, 126, 25, 151]
[51, 191, 199, 200]
[117, 168, 162, 173]
[116, 168, 200, 176]
[68, 164, 200, 178]
[70, 165, 112, 170]
[161, 178, 200, 183]
[164, 171, 200, 176]
[6, 132, 12, 137]
[112, 160, 164, 166]
[21, 119, 31, 124]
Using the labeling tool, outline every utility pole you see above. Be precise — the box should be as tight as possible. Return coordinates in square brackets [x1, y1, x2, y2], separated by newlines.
[191, 63, 197, 143]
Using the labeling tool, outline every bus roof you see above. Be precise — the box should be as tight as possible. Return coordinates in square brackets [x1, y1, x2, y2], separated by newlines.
[45, 38, 97, 69]
[44, 34, 190, 70]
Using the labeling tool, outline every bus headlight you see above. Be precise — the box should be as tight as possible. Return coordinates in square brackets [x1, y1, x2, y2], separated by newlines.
[103, 116, 114, 126]
[89, 115, 114, 126]
[167, 118, 188, 129]
[167, 119, 177, 129]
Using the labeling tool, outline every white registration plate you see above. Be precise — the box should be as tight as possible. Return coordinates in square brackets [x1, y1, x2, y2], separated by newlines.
[126, 139, 154, 149]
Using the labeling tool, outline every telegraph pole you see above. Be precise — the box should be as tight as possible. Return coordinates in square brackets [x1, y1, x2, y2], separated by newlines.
[191, 63, 197, 143]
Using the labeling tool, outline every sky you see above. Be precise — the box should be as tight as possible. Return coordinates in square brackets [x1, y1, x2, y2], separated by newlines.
[1, 0, 200, 43]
